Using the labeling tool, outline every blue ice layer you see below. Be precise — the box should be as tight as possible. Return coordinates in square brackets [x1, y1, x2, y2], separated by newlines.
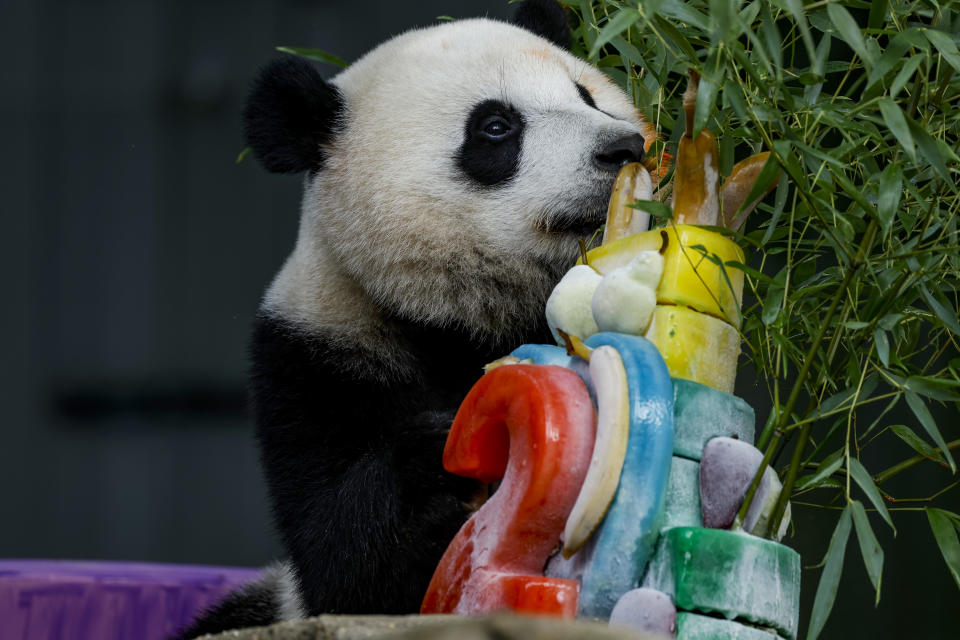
[577, 333, 674, 618]
[509, 344, 596, 405]
[512, 336, 675, 619]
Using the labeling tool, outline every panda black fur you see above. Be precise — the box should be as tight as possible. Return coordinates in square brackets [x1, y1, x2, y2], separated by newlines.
[175, 1, 653, 637]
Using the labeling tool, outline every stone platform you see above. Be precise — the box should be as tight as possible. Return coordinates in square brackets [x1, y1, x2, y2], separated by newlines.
[200, 614, 665, 640]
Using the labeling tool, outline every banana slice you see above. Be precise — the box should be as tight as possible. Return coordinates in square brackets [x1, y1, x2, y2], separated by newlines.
[602, 162, 654, 244]
[561, 345, 630, 557]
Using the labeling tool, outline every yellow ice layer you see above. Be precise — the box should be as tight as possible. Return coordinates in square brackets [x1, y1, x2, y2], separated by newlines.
[645, 305, 740, 393]
[582, 225, 745, 326]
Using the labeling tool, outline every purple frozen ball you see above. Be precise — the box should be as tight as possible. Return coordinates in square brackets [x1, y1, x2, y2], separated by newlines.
[609, 588, 676, 635]
[700, 436, 772, 530]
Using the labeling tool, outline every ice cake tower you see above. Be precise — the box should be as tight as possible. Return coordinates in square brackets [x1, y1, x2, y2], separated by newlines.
[422, 73, 800, 640]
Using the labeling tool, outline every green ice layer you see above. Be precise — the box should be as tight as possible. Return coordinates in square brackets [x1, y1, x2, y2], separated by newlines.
[676, 612, 784, 640]
[642, 527, 800, 640]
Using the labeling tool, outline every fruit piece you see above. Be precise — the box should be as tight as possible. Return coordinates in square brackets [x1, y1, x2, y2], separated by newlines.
[572, 333, 675, 619]
[609, 588, 677, 636]
[676, 612, 786, 640]
[602, 162, 654, 244]
[645, 305, 740, 394]
[641, 527, 801, 639]
[562, 346, 631, 557]
[545, 264, 603, 345]
[699, 437, 766, 530]
[591, 251, 663, 336]
[661, 456, 702, 531]
[672, 378, 755, 460]
[421, 365, 595, 616]
[748, 469, 791, 542]
[699, 437, 790, 539]
[483, 355, 522, 374]
[721, 152, 779, 232]
[584, 225, 745, 327]
[673, 71, 721, 226]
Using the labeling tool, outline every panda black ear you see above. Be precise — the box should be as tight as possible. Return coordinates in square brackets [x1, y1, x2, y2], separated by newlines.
[243, 57, 345, 174]
[513, 0, 571, 50]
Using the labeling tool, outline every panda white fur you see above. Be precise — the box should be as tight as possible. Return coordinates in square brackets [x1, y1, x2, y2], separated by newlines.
[176, 2, 653, 637]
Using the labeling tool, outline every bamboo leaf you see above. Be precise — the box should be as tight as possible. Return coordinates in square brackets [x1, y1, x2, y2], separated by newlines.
[763, 286, 785, 326]
[878, 98, 916, 162]
[904, 390, 957, 472]
[589, 9, 641, 59]
[275, 46, 348, 68]
[920, 283, 960, 337]
[890, 55, 924, 99]
[628, 199, 673, 221]
[867, 0, 888, 30]
[903, 376, 960, 402]
[726, 260, 776, 285]
[876, 164, 902, 237]
[874, 328, 890, 366]
[924, 29, 960, 74]
[808, 505, 853, 640]
[889, 424, 946, 463]
[693, 66, 720, 138]
[661, 0, 709, 31]
[926, 508, 960, 589]
[780, 0, 818, 72]
[653, 14, 699, 61]
[848, 458, 895, 532]
[827, 3, 872, 69]
[907, 117, 951, 182]
[797, 453, 844, 491]
[760, 2, 783, 72]
[851, 500, 884, 604]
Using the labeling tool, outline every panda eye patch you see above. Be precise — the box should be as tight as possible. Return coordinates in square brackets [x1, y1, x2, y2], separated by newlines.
[576, 83, 598, 110]
[480, 115, 512, 140]
[457, 99, 525, 187]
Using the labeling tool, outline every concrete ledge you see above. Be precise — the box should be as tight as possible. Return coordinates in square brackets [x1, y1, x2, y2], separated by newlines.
[200, 613, 665, 640]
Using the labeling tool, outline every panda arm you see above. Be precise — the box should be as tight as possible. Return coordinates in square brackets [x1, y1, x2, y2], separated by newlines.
[250, 315, 478, 615]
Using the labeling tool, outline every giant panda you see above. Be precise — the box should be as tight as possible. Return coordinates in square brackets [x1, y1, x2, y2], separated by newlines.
[176, 1, 655, 637]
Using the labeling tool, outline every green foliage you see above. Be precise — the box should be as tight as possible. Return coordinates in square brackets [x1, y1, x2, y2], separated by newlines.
[564, 0, 959, 634]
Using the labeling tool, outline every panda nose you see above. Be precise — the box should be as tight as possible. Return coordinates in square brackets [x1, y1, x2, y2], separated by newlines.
[593, 133, 646, 172]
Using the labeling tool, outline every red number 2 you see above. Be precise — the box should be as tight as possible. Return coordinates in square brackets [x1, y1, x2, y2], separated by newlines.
[420, 364, 596, 617]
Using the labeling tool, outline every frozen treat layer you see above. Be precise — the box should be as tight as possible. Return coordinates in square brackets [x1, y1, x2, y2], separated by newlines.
[641, 527, 800, 639]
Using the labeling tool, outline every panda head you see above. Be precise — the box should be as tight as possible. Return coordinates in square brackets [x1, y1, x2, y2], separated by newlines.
[245, 1, 655, 344]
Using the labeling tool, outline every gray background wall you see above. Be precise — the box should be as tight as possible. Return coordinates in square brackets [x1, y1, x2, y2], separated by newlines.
[0, 1, 955, 638]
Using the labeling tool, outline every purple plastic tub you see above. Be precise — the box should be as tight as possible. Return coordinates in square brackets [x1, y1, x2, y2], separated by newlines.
[0, 559, 261, 640]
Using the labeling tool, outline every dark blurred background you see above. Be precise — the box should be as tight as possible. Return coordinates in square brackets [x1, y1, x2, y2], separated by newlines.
[0, 1, 956, 638]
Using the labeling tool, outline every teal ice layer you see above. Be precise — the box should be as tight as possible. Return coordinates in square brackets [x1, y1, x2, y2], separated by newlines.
[672, 379, 754, 459]
[661, 456, 701, 530]
[661, 379, 755, 530]
[642, 528, 800, 640]
[676, 612, 784, 640]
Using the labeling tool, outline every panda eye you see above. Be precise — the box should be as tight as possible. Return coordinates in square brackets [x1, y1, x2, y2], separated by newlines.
[479, 115, 512, 140]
